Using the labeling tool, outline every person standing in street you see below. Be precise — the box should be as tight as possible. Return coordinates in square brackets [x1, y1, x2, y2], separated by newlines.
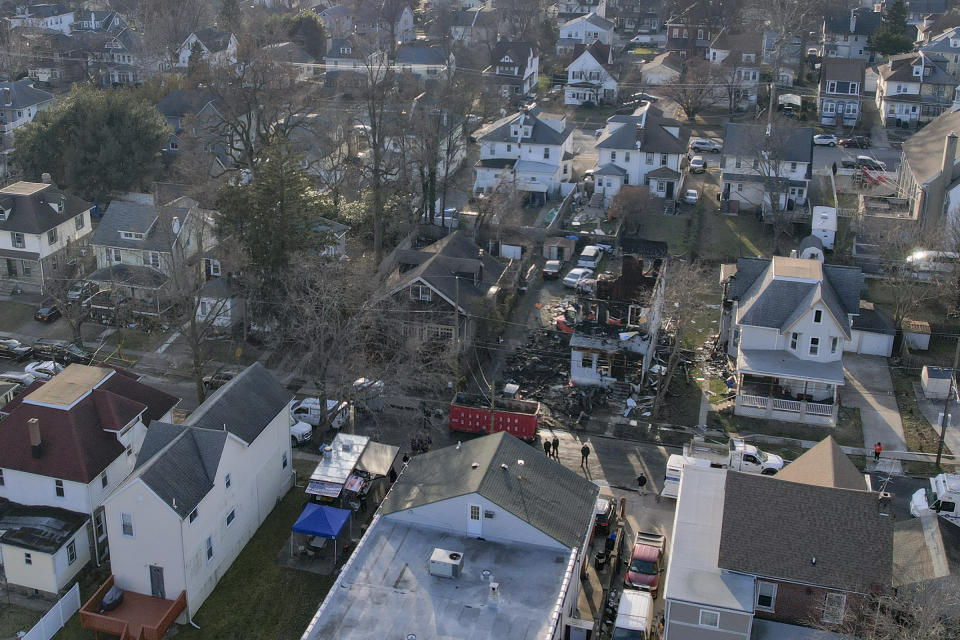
[874, 441, 883, 462]
[552, 436, 560, 460]
[581, 443, 591, 467]
[544, 440, 552, 457]
[637, 473, 647, 495]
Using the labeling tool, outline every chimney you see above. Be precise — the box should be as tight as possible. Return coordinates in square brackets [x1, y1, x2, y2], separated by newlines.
[172, 216, 181, 234]
[849, 8, 857, 34]
[28, 417, 42, 458]
[41, 172, 52, 184]
[944, 132, 959, 183]
[3, 87, 10, 107]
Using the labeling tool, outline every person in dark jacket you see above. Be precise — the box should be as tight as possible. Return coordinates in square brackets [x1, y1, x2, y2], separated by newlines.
[551, 436, 560, 459]
[581, 444, 591, 467]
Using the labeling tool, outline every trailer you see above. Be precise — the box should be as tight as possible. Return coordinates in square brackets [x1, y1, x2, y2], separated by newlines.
[449, 392, 541, 440]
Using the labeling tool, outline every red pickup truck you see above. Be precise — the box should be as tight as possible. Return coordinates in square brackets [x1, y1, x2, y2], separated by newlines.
[624, 531, 666, 598]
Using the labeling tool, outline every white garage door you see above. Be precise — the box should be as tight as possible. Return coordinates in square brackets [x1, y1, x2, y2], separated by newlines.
[857, 331, 893, 357]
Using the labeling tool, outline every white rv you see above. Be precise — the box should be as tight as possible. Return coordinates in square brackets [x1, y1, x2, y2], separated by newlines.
[911, 473, 960, 527]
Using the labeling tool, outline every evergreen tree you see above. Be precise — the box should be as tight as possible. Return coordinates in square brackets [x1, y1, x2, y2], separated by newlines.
[872, 0, 913, 56]
[186, 40, 207, 79]
[217, 0, 242, 34]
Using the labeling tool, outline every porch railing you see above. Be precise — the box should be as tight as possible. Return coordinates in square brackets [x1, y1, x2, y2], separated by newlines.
[771, 398, 802, 412]
[739, 394, 769, 409]
[806, 402, 834, 416]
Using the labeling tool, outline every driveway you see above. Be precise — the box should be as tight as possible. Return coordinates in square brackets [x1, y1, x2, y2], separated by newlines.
[841, 354, 906, 472]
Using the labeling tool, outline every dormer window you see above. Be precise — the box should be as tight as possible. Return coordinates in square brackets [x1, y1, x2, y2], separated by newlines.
[340, 47, 351, 54]
[120, 231, 144, 240]
[410, 284, 432, 301]
[913, 65, 922, 76]
[951, 38, 960, 48]
[814, 309, 822, 323]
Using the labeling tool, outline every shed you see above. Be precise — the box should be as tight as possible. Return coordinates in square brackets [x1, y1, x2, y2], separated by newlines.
[922, 366, 953, 400]
[543, 236, 576, 261]
[811, 206, 837, 250]
[903, 319, 931, 351]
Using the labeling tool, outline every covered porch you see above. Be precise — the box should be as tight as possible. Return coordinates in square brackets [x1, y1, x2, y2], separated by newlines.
[79, 575, 186, 640]
[734, 349, 843, 426]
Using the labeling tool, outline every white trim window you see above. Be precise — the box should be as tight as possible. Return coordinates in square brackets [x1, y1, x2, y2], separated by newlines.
[814, 309, 822, 323]
[822, 593, 846, 624]
[790, 332, 799, 350]
[205, 535, 214, 562]
[121, 512, 134, 537]
[698, 609, 720, 628]
[756, 581, 777, 611]
[226, 508, 236, 527]
[410, 284, 432, 301]
[809, 337, 820, 356]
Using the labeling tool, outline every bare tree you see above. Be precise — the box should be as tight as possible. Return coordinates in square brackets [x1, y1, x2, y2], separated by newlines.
[878, 222, 944, 330]
[136, 0, 212, 69]
[652, 260, 710, 420]
[715, 59, 751, 115]
[41, 241, 97, 345]
[663, 59, 720, 121]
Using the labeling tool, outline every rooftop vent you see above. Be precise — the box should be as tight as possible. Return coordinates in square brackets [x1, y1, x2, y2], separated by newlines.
[429, 548, 464, 578]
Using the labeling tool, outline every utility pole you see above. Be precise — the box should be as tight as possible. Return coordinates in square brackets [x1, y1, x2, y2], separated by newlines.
[936, 336, 960, 466]
[766, 80, 776, 130]
[454, 276, 460, 355]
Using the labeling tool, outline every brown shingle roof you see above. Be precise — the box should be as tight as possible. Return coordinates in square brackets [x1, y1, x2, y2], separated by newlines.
[775, 436, 867, 490]
[718, 472, 893, 592]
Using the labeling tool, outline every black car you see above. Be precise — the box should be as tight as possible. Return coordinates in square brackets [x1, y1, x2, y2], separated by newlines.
[203, 366, 243, 390]
[839, 136, 871, 149]
[594, 498, 617, 536]
[32, 338, 93, 365]
[0, 337, 34, 361]
[35, 301, 61, 322]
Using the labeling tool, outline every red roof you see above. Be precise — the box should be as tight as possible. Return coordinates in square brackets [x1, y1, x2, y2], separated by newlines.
[0, 372, 179, 483]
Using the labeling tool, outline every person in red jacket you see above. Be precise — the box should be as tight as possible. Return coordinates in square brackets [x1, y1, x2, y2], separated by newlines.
[874, 441, 883, 462]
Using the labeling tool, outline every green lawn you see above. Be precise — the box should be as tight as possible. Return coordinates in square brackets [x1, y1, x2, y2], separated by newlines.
[631, 47, 656, 55]
[0, 301, 37, 332]
[890, 369, 953, 461]
[697, 213, 773, 262]
[708, 406, 863, 448]
[632, 213, 692, 256]
[0, 604, 43, 638]
[56, 474, 333, 640]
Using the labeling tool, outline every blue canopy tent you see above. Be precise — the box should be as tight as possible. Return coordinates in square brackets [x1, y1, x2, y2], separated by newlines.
[290, 503, 352, 562]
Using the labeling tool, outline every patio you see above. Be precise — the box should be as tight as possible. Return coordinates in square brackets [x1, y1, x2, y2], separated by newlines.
[79, 575, 186, 640]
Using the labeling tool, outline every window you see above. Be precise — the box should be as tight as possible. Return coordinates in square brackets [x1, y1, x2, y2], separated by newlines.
[95, 511, 105, 539]
[814, 309, 822, 323]
[822, 593, 846, 624]
[809, 337, 820, 356]
[205, 535, 214, 562]
[410, 284, 432, 301]
[646, 152, 654, 165]
[47, 228, 57, 245]
[543, 147, 550, 159]
[189, 508, 198, 523]
[831, 337, 839, 354]
[827, 80, 837, 93]
[67, 540, 77, 565]
[121, 512, 134, 537]
[661, 154, 668, 166]
[101, 472, 108, 488]
[752, 158, 759, 169]
[226, 509, 236, 527]
[111, 248, 122, 263]
[0, 469, 4, 485]
[126, 445, 133, 457]
[120, 231, 144, 240]
[75, 214, 85, 230]
[699, 610, 720, 628]
[790, 162, 798, 172]
[735, 157, 742, 168]
[144, 251, 160, 268]
[11, 232, 24, 248]
[470, 505, 481, 520]
[736, 183, 743, 192]
[225, 473, 232, 489]
[282, 452, 288, 469]
[55, 479, 64, 497]
[506, 144, 512, 152]
[697, 29, 704, 40]
[790, 332, 798, 350]
[625, 152, 630, 162]
[24, 553, 32, 565]
[756, 581, 777, 611]
[611, 151, 617, 161]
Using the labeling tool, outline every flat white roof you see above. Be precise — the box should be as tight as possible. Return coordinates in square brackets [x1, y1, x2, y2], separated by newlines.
[663, 465, 755, 612]
[309, 433, 369, 485]
[301, 518, 575, 640]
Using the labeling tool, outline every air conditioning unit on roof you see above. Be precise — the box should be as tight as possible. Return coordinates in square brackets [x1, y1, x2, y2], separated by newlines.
[429, 548, 464, 578]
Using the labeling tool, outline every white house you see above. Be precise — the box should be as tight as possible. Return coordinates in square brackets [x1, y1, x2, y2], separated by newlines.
[718, 256, 865, 425]
[8, 4, 74, 33]
[0, 504, 90, 597]
[593, 102, 687, 202]
[314, 4, 352, 38]
[474, 105, 575, 203]
[819, 58, 866, 127]
[875, 52, 959, 127]
[175, 28, 238, 69]
[393, 43, 455, 80]
[720, 122, 813, 214]
[822, 8, 881, 60]
[557, 12, 615, 54]
[0, 364, 179, 591]
[300, 431, 600, 640]
[565, 41, 619, 106]
[0, 79, 54, 137]
[708, 29, 763, 109]
[103, 363, 294, 619]
[0, 181, 94, 293]
[640, 52, 682, 86]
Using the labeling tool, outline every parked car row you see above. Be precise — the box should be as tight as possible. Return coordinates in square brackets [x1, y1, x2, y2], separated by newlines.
[0, 336, 94, 364]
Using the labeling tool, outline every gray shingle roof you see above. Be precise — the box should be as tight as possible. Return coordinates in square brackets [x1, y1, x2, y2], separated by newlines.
[921, 26, 960, 54]
[718, 471, 893, 592]
[0, 79, 53, 110]
[155, 89, 217, 118]
[186, 362, 292, 445]
[380, 432, 599, 549]
[595, 163, 627, 176]
[597, 106, 687, 154]
[87, 264, 167, 289]
[478, 107, 574, 147]
[489, 41, 537, 77]
[395, 44, 450, 66]
[386, 231, 506, 317]
[0, 183, 93, 235]
[562, 12, 615, 30]
[852, 303, 895, 334]
[824, 8, 882, 36]
[881, 53, 954, 85]
[901, 107, 960, 185]
[91, 201, 192, 252]
[192, 27, 233, 53]
[722, 122, 814, 164]
[819, 58, 866, 87]
[135, 422, 228, 519]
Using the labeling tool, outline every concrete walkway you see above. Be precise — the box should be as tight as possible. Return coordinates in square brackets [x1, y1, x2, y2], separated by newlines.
[840, 354, 907, 473]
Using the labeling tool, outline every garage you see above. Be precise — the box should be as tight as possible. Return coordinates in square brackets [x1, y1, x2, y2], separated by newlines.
[855, 330, 894, 357]
[845, 303, 896, 357]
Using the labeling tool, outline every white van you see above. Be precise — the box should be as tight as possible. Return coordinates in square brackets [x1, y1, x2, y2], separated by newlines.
[577, 245, 602, 269]
[661, 454, 711, 500]
[291, 398, 349, 429]
[613, 590, 654, 640]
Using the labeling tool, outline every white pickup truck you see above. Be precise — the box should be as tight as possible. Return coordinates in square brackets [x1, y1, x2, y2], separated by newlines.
[612, 590, 655, 640]
[682, 437, 784, 475]
[910, 473, 960, 527]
